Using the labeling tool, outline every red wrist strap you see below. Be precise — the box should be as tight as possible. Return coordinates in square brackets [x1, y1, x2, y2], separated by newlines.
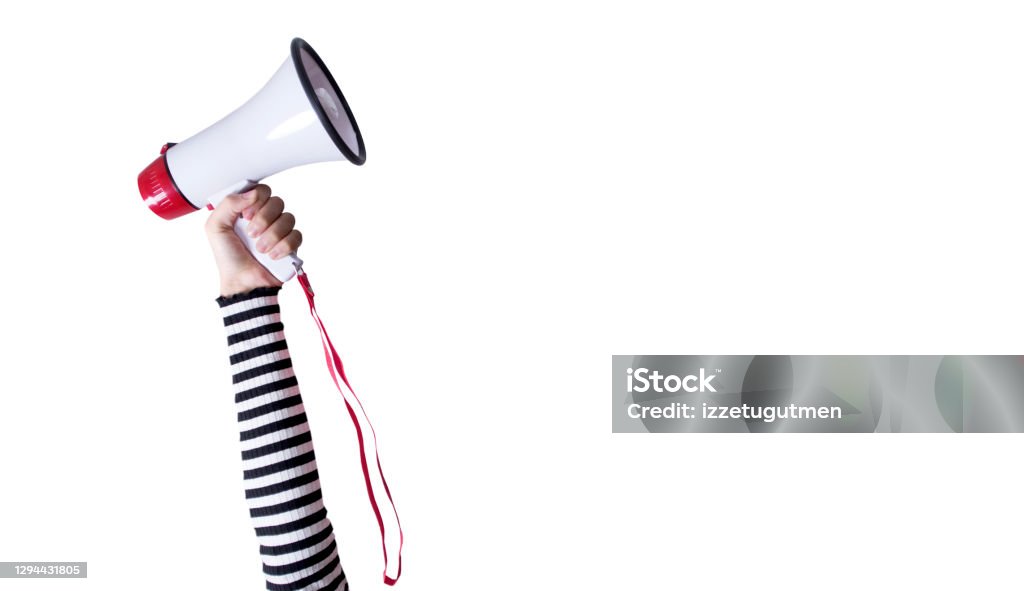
[296, 269, 403, 586]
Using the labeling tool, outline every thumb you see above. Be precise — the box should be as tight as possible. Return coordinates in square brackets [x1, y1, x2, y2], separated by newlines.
[207, 188, 261, 232]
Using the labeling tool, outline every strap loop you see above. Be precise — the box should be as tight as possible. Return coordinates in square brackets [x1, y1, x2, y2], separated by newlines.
[296, 269, 403, 585]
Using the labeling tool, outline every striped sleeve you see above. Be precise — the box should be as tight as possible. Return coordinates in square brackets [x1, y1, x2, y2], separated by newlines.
[218, 287, 348, 591]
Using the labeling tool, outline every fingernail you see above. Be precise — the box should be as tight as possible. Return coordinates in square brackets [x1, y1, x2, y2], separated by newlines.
[256, 239, 268, 252]
[247, 226, 261, 238]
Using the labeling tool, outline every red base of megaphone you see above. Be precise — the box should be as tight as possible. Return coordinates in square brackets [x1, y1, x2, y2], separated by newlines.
[138, 145, 197, 220]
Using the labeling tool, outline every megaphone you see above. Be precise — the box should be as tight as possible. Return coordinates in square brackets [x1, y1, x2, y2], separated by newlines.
[137, 37, 365, 282]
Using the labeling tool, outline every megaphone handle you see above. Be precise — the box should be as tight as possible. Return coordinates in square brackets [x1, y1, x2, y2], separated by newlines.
[206, 184, 302, 283]
[232, 215, 303, 282]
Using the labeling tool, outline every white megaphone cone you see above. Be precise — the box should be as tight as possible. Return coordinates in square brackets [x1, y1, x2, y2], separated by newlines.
[138, 38, 365, 282]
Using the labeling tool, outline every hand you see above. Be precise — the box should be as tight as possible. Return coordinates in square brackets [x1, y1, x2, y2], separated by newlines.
[205, 184, 303, 297]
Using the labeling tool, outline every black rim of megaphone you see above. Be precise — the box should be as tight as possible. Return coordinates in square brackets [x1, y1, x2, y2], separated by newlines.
[291, 38, 366, 166]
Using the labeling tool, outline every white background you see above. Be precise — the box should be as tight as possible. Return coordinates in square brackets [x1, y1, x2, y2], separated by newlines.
[1, 1, 1022, 589]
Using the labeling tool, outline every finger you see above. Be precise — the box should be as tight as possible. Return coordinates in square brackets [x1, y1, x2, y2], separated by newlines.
[240, 184, 272, 221]
[206, 185, 272, 231]
[247, 196, 285, 238]
[269, 229, 303, 260]
[255, 212, 296, 253]
[207, 191, 256, 232]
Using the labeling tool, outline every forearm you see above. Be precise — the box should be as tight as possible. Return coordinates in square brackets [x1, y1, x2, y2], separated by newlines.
[219, 287, 346, 591]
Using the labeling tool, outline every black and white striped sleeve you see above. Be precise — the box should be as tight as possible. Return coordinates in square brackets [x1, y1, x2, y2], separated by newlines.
[218, 287, 347, 591]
